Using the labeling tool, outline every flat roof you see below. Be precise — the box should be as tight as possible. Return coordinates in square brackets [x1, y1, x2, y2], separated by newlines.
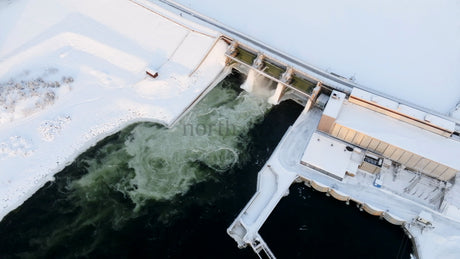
[336, 101, 460, 170]
[301, 132, 357, 180]
[350, 88, 456, 132]
[323, 91, 346, 119]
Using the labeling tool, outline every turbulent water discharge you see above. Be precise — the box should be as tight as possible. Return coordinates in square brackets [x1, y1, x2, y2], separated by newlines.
[0, 72, 411, 259]
[74, 77, 270, 212]
[0, 73, 272, 257]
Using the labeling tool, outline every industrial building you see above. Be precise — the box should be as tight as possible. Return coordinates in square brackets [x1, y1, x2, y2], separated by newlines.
[306, 88, 460, 182]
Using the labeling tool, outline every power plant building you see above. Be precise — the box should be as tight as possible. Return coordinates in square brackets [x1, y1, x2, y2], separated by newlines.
[314, 89, 460, 182]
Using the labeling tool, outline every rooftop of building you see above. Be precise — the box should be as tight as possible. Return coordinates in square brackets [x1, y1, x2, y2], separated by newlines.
[335, 98, 460, 171]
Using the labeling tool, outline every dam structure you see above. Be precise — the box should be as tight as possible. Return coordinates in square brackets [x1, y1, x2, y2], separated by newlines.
[161, 9, 460, 257]
[1, 0, 460, 258]
[222, 40, 460, 259]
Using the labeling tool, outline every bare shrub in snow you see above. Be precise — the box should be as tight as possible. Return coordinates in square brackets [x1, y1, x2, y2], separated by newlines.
[0, 68, 74, 123]
[35, 92, 56, 109]
[38, 115, 72, 141]
[0, 136, 34, 159]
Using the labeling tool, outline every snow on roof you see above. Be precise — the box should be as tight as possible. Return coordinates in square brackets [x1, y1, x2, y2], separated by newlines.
[301, 132, 358, 180]
[336, 101, 460, 170]
[350, 88, 456, 133]
[323, 91, 346, 118]
[351, 88, 399, 109]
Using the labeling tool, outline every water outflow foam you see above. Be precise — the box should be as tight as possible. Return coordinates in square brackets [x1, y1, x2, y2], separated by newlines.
[71, 78, 272, 219]
[241, 69, 276, 98]
[0, 75, 272, 257]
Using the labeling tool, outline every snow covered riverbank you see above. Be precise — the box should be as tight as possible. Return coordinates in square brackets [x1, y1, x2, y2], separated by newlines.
[0, 0, 227, 220]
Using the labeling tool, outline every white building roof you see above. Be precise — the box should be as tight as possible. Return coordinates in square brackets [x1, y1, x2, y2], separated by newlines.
[323, 91, 346, 119]
[350, 88, 456, 133]
[336, 101, 460, 171]
[301, 132, 359, 180]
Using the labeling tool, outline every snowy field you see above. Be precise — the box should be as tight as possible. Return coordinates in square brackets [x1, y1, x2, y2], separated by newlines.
[172, 0, 460, 117]
[0, 0, 227, 220]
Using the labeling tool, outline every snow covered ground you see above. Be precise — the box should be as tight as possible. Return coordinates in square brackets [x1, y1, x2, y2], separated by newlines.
[171, 0, 460, 117]
[2, 0, 459, 257]
[407, 214, 460, 259]
[0, 0, 227, 220]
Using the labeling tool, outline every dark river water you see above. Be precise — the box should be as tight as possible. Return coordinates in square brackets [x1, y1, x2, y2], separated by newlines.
[0, 72, 412, 258]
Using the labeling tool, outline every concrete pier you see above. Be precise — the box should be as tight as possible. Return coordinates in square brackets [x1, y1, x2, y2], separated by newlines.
[268, 83, 286, 105]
